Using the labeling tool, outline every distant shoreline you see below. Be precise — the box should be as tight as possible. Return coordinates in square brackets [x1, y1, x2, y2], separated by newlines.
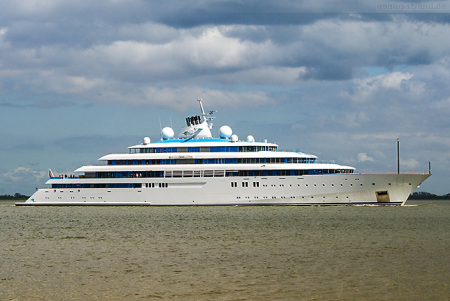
[408, 192, 450, 200]
[0, 198, 28, 201]
[408, 198, 450, 201]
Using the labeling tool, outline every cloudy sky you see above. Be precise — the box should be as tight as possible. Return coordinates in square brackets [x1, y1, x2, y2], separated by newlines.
[1, 0, 449, 195]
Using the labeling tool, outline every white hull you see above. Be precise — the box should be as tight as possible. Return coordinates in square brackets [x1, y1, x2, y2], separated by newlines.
[21, 173, 430, 206]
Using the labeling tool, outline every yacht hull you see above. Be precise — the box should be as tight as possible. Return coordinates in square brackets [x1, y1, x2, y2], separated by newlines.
[19, 173, 430, 206]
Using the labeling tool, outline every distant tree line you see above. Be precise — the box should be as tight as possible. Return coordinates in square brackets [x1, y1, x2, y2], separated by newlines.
[0, 193, 30, 200]
[408, 192, 450, 200]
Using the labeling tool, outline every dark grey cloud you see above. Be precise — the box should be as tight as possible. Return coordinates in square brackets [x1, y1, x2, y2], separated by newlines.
[5, 1, 443, 48]
[2, 1, 449, 82]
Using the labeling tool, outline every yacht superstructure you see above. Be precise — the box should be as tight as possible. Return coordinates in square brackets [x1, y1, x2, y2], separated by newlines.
[21, 99, 430, 206]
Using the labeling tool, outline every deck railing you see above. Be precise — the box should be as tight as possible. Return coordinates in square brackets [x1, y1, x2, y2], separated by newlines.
[358, 170, 431, 175]
[50, 175, 81, 179]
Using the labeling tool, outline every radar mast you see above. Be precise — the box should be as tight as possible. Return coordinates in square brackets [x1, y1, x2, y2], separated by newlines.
[197, 98, 207, 122]
[197, 98, 216, 129]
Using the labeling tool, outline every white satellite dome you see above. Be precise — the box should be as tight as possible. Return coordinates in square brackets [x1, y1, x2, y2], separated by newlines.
[219, 125, 233, 139]
[161, 127, 174, 140]
[143, 137, 151, 145]
[231, 134, 238, 142]
[246, 135, 255, 143]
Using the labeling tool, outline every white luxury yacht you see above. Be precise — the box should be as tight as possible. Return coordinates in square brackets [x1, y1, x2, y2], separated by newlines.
[21, 99, 430, 206]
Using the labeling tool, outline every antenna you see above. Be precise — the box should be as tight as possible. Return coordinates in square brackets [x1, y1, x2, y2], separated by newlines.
[397, 138, 400, 174]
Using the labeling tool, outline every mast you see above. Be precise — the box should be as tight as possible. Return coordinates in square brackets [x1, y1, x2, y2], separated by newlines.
[197, 98, 216, 130]
[197, 98, 207, 123]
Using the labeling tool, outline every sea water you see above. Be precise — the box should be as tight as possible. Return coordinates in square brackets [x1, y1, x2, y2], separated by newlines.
[1, 200, 449, 300]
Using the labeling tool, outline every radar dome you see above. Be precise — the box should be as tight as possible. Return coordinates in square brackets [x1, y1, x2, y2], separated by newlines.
[231, 134, 238, 142]
[143, 137, 150, 145]
[219, 125, 233, 138]
[161, 127, 174, 140]
[246, 135, 255, 143]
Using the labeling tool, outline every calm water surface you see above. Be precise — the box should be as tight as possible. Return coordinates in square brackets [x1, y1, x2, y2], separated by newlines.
[1, 200, 449, 300]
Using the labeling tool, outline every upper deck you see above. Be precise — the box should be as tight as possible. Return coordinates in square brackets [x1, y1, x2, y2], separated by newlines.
[128, 138, 278, 153]
[103, 99, 318, 163]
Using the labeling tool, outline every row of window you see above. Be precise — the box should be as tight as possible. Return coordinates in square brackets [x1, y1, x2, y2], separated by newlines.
[96, 171, 164, 178]
[52, 183, 170, 189]
[52, 184, 141, 188]
[51, 179, 369, 190]
[93, 169, 354, 179]
[232, 182, 370, 188]
[108, 157, 316, 166]
[231, 181, 259, 188]
[136, 145, 278, 154]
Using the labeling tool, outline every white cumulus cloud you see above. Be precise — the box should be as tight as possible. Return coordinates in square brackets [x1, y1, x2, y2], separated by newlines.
[2, 167, 47, 182]
[358, 152, 374, 162]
